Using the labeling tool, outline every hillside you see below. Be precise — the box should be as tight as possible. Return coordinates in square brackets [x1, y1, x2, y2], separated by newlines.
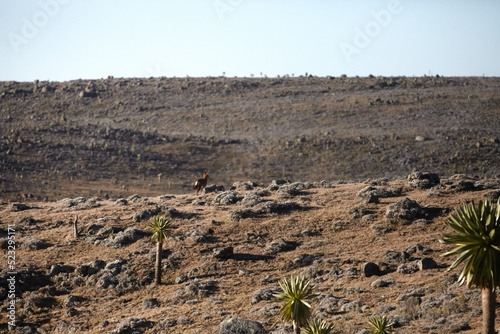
[1, 174, 500, 333]
[1, 76, 500, 201]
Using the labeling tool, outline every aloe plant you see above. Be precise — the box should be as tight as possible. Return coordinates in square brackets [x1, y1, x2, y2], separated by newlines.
[440, 199, 500, 334]
[149, 215, 173, 286]
[367, 315, 394, 334]
[302, 318, 334, 334]
[274, 276, 317, 334]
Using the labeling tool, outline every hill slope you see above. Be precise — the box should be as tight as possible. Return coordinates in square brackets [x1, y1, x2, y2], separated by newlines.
[1, 76, 500, 200]
[1, 175, 499, 333]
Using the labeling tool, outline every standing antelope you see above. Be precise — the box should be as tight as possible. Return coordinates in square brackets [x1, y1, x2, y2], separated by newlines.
[194, 173, 209, 196]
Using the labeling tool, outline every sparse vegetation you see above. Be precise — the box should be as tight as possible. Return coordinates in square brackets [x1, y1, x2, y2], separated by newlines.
[440, 199, 500, 334]
[275, 276, 317, 334]
[149, 215, 173, 286]
[367, 315, 394, 334]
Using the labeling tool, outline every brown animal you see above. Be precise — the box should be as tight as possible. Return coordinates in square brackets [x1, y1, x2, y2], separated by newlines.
[193, 173, 209, 196]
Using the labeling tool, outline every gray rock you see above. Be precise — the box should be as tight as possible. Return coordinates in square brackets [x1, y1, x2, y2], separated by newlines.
[407, 172, 440, 189]
[203, 184, 225, 194]
[110, 317, 151, 333]
[241, 192, 263, 207]
[54, 320, 79, 333]
[16, 216, 37, 225]
[49, 264, 75, 276]
[63, 295, 81, 308]
[482, 189, 500, 201]
[404, 244, 431, 255]
[357, 186, 392, 203]
[175, 275, 188, 284]
[177, 316, 192, 325]
[142, 298, 159, 310]
[417, 257, 438, 270]
[316, 294, 338, 315]
[251, 288, 276, 304]
[133, 206, 161, 222]
[105, 259, 127, 275]
[397, 262, 420, 274]
[22, 237, 49, 250]
[371, 278, 395, 289]
[232, 181, 257, 190]
[9, 202, 31, 212]
[340, 300, 362, 313]
[217, 316, 265, 334]
[361, 262, 380, 277]
[212, 191, 240, 205]
[114, 198, 128, 205]
[385, 198, 425, 223]
[385, 250, 411, 264]
[213, 246, 233, 259]
[264, 238, 296, 255]
[277, 184, 302, 198]
[293, 254, 316, 267]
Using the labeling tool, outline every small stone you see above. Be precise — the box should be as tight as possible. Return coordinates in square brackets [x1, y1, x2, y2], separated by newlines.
[213, 246, 233, 260]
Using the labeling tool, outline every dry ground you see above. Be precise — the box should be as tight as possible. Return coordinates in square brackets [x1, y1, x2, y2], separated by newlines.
[1, 175, 499, 333]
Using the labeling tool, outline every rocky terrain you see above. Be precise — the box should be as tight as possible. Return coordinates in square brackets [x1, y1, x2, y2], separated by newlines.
[1, 76, 500, 201]
[1, 173, 500, 333]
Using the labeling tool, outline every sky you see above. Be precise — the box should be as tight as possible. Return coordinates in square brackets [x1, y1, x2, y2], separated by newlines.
[1, 0, 499, 82]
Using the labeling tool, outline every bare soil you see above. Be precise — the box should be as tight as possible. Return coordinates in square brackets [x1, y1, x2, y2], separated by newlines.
[1, 175, 500, 333]
[1, 76, 500, 201]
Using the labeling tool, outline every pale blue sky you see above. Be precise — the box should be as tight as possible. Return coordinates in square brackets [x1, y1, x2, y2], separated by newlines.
[1, 0, 499, 81]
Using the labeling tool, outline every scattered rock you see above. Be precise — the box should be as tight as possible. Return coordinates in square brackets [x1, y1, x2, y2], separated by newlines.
[241, 192, 263, 207]
[217, 316, 265, 334]
[397, 262, 420, 274]
[417, 257, 438, 270]
[292, 254, 316, 267]
[142, 298, 160, 310]
[251, 288, 276, 304]
[16, 216, 37, 225]
[203, 184, 225, 194]
[175, 275, 188, 284]
[371, 278, 395, 289]
[213, 246, 233, 259]
[213, 191, 240, 205]
[49, 264, 75, 276]
[277, 184, 302, 198]
[232, 181, 258, 190]
[357, 186, 392, 204]
[385, 198, 425, 223]
[264, 238, 297, 255]
[385, 250, 411, 264]
[109, 317, 151, 334]
[9, 202, 31, 212]
[22, 237, 49, 250]
[482, 189, 500, 201]
[407, 172, 440, 189]
[133, 206, 161, 222]
[361, 262, 380, 277]
[114, 198, 128, 206]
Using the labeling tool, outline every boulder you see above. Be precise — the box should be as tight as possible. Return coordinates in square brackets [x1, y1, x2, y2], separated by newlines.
[217, 316, 265, 334]
[251, 288, 276, 304]
[417, 257, 438, 270]
[407, 172, 440, 189]
[213, 246, 233, 260]
[361, 262, 380, 277]
[371, 278, 395, 289]
[385, 198, 425, 223]
[212, 191, 240, 205]
[264, 238, 296, 255]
